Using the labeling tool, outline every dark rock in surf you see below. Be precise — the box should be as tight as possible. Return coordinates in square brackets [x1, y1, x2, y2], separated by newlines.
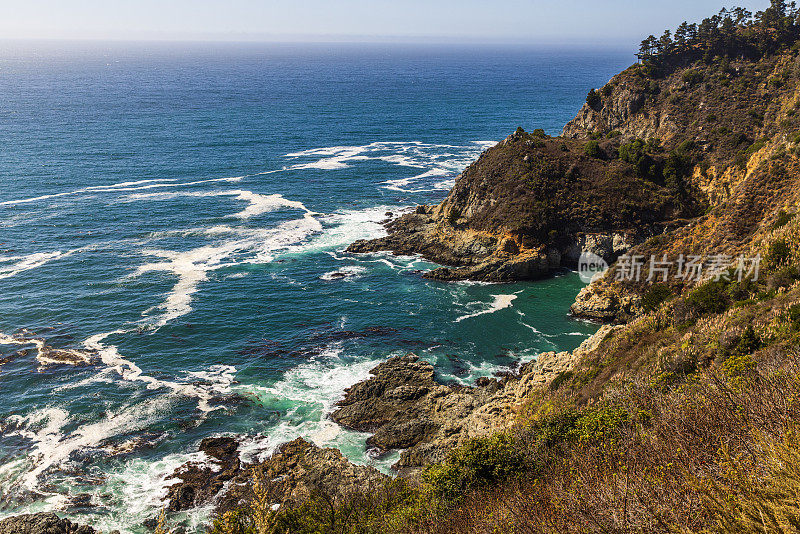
[165, 436, 241, 511]
[0, 513, 97, 534]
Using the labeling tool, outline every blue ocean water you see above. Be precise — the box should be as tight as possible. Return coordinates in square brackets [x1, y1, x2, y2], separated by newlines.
[0, 41, 630, 532]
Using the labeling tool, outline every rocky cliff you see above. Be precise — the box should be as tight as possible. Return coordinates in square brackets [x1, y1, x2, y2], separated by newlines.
[348, 129, 702, 282]
[564, 46, 800, 320]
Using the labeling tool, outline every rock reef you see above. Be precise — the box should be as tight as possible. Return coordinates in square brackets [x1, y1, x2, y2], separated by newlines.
[0, 513, 98, 534]
[165, 436, 387, 515]
[332, 325, 622, 470]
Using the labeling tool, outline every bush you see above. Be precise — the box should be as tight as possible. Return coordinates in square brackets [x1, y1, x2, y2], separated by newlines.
[685, 279, 731, 317]
[424, 434, 527, 501]
[789, 304, 800, 329]
[772, 210, 795, 229]
[767, 265, 800, 290]
[529, 405, 628, 447]
[549, 370, 574, 391]
[642, 283, 673, 312]
[700, 430, 800, 533]
[586, 88, 602, 110]
[732, 325, 762, 357]
[766, 239, 792, 269]
[583, 140, 602, 158]
[531, 128, 547, 138]
[682, 69, 704, 85]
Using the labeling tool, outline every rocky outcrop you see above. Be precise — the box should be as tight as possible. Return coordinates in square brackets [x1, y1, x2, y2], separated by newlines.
[348, 129, 693, 282]
[570, 282, 642, 323]
[165, 436, 388, 515]
[331, 355, 499, 468]
[562, 231, 642, 265]
[561, 72, 678, 141]
[0, 513, 98, 534]
[166, 436, 241, 511]
[215, 438, 388, 513]
[331, 325, 622, 471]
[347, 206, 563, 283]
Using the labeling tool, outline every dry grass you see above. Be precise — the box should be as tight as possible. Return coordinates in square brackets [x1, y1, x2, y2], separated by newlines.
[411, 348, 800, 534]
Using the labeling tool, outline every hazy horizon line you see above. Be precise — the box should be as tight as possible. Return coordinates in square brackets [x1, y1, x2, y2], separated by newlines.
[0, 34, 637, 50]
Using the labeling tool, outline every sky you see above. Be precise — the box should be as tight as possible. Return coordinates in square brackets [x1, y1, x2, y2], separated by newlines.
[0, 0, 773, 46]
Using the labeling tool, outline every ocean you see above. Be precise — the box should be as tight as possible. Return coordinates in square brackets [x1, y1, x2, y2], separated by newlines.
[0, 41, 631, 532]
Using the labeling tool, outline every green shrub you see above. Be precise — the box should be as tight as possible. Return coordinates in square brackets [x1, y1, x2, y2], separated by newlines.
[423, 434, 527, 501]
[768, 265, 800, 290]
[618, 139, 647, 165]
[571, 407, 628, 444]
[772, 210, 794, 229]
[748, 110, 765, 124]
[530, 405, 628, 447]
[586, 88, 602, 109]
[642, 283, 673, 312]
[531, 128, 547, 138]
[682, 69, 704, 85]
[619, 138, 647, 163]
[722, 351, 757, 378]
[766, 239, 793, 269]
[789, 304, 800, 329]
[549, 370, 574, 391]
[685, 279, 731, 317]
[733, 325, 762, 357]
[583, 140, 602, 158]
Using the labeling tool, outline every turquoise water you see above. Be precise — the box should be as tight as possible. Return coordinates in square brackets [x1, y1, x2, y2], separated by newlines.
[0, 42, 629, 532]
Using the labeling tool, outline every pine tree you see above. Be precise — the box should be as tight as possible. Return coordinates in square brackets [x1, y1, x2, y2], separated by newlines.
[658, 30, 674, 54]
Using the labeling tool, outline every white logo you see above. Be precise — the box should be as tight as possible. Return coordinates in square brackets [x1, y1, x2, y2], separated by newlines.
[578, 251, 608, 283]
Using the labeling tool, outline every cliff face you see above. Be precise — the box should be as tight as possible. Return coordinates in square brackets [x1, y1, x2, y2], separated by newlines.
[564, 50, 800, 320]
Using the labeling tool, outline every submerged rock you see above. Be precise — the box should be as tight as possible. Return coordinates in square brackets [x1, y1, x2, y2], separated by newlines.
[0, 513, 98, 534]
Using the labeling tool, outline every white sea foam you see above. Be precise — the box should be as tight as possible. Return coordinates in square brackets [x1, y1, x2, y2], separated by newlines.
[134, 207, 321, 328]
[0, 251, 72, 280]
[455, 294, 518, 323]
[300, 205, 402, 253]
[283, 140, 495, 193]
[320, 265, 367, 281]
[0, 179, 178, 206]
[84, 331, 236, 413]
[236, 346, 377, 464]
[0, 176, 242, 206]
[3, 399, 173, 490]
[88, 450, 216, 534]
[127, 190, 310, 219]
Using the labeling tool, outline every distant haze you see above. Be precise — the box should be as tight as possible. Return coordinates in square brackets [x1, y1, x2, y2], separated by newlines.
[2, 0, 771, 47]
